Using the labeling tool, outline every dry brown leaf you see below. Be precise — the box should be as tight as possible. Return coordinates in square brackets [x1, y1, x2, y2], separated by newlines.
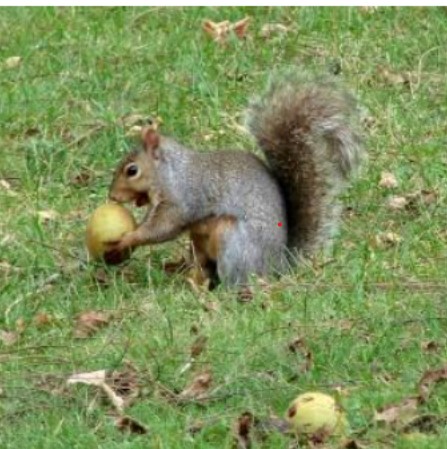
[74, 310, 110, 338]
[67, 369, 125, 412]
[260, 23, 289, 39]
[406, 189, 438, 208]
[378, 66, 411, 86]
[4, 56, 22, 69]
[418, 366, 447, 402]
[374, 397, 419, 427]
[33, 312, 53, 328]
[421, 340, 440, 353]
[203, 17, 250, 44]
[375, 232, 402, 248]
[107, 364, 140, 407]
[379, 171, 398, 189]
[0, 330, 19, 346]
[387, 196, 408, 210]
[287, 337, 313, 373]
[114, 415, 148, 434]
[237, 286, 254, 303]
[178, 369, 213, 401]
[233, 411, 256, 449]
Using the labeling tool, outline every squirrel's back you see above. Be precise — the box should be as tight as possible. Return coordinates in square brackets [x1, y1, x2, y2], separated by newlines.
[246, 71, 364, 256]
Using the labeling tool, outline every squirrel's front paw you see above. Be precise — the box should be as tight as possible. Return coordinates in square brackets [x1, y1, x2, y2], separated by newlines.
[103, 232, 137, 264]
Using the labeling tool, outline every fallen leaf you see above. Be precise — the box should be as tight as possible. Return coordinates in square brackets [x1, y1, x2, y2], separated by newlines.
[233, 411, 256, 449]
[375, 232, 402, 248]
[107, 363, 140, 407]
[74, 310, 110, 338]
[203, 17, 250, 44]
[374, 397, 419, 427]
[421, 340, 440, 353]
[33, 312, 53, 327]
[178, 369, 213, 401]
[114, 415, 148, 435]
[67, 369, 125, 412]
[4, 56, 22, 69]
[418, 366, 447, 402]
[0, 330, 19, 346]
[260, 23, 289, 39]
[287, 337, 313, 373]
[379, 171, 398, 189]
[406, 189, 438, 209]
[387, 196, 408, 210]
[237, 286, 254, 303]
[378, 65, 411, 86]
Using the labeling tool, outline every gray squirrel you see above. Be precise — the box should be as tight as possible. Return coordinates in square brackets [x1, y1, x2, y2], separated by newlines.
[108, 71, 365, 286]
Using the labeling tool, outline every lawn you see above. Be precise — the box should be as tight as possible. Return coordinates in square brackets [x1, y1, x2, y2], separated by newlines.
[0, 6, 446, 448]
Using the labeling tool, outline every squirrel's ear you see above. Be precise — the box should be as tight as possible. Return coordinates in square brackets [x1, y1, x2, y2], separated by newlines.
[141, 127, 160, 159]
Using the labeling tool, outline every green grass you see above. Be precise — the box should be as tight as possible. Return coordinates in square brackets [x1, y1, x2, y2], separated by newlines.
[1, 6, 446, 448]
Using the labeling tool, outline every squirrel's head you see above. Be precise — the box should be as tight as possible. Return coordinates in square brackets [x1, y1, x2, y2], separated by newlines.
[109, 127, 162, 207]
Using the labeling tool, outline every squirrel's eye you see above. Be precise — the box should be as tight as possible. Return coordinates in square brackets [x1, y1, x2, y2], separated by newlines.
[125, 164, 139, 178]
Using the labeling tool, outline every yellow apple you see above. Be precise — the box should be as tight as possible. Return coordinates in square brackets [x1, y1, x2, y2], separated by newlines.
[86, 203, 136, 264]
[286, 392, 347, 440]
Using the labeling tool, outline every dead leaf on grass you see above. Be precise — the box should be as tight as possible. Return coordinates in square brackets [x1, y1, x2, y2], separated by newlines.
[406, 189, 438, 209]
[375, 232, 402, 248]
[233, 411, 257, 449]
[421, 340, 441, 353]
[374, 397, 419, 427]
[377, 65, 411, 86]
[287, 337, 313, 373]
[33, 312, 54, 328]
[178, 369, 213, 402]
[237, 286, 254, 303]
[378, 171, 398, 189]
[67, 369, 125, 412]
[387, 196, 408, 211]
[4, 56, 22, 69]
[418, 365, 447, 402]
[114, 415, 149, 435]
[74, 310, 110, 338]
[107, 363, 140, 407]
[203, 17, 250, 44]
[0, 330, 19, 346]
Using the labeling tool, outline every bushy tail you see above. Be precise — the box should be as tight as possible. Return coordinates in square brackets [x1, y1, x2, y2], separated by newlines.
[246, 71, 364, 255]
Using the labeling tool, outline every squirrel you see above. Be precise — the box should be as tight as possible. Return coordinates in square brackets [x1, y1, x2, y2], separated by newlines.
[108, 71, 364, 287]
